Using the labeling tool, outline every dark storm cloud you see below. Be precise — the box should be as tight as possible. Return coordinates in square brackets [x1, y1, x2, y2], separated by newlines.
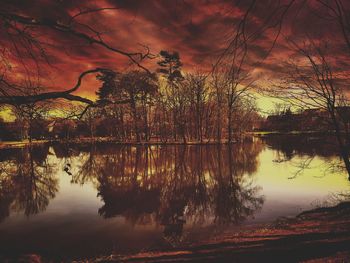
[1, 0, 350, 94]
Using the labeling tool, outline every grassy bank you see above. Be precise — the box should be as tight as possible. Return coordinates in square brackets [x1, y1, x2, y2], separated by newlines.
[0, 131, 340, 149]
[0, 139, 50, 149]
[250, 130, 339, 136]
[0, 138, 241, 149]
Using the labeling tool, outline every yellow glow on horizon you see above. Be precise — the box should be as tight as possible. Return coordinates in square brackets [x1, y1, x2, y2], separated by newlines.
[0, 107, 15, 122]
[255, 93, 284, 116]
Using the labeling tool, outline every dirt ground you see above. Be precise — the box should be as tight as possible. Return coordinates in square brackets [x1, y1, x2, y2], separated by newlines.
[93, 202, 350, 263]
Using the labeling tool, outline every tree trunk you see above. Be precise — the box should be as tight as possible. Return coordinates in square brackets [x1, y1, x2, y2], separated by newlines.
[228, 110, 233, 143]
[173, 110, 177, 142]
[216, 104, 222, 143]
[28, 121, 32, 143]
[131, 99, 140, 143]
[330, 110, 350, 180]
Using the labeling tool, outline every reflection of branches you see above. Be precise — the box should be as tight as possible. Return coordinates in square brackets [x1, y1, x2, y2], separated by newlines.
[0, 146, 58, 219]
[322, 158, 348, 175]
[311, 190, 350, 208]
[89, 142, 264, 243]
[71, 147, 100, 185]
[15, 147, 58, 216]
[214, 145, 264, 224]
[264, 134, 349, 179]
[0, 160, 16, 221]
[288, 156, 315, 179]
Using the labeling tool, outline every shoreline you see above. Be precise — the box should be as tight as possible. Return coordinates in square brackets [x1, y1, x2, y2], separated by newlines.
[0, 131, 340, 149]
[91, 202, 350, 262]
[0, 139, 237, 149]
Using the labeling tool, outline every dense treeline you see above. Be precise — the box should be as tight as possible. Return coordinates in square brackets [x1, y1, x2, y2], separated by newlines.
[0, 51, 262, 143]
[82, 51, 261, 143]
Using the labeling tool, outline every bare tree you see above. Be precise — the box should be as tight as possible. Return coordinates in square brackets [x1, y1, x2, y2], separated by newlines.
[273, 40, 350, 179]
[186, 72, 209, 142]
[211, 70, 226, 143]
[158, 51, 190, 142]
[212, 0, 295, 142]
[0, 3, 153, 110]
[316, 0, 350, 52]
[97, 70, 158, 142]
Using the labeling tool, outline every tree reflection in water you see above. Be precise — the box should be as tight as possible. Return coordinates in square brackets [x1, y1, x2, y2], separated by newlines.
[0, 139, 264, 245]
[261, 135, 349, 177]
[0, 145, 58, 221]
[261, 135, 343, 160]
[0, 135, 347, 251]
[74, 139, 266, 245]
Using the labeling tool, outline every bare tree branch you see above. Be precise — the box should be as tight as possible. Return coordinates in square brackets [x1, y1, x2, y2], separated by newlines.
[0, 68, 130, 106]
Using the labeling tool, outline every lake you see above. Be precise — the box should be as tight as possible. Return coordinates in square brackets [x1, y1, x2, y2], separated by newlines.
[0, 135, 349, 261]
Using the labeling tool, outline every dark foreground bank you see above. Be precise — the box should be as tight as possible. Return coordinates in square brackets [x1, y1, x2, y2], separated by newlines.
[89, 202, 350, 263]
[7, 202, 350, 262]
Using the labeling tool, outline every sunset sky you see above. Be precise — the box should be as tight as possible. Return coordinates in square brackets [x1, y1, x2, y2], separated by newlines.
[1, 0, 350, 113]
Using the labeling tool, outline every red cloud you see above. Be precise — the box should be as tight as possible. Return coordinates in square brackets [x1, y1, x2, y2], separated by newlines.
[1, 0, 350, 98]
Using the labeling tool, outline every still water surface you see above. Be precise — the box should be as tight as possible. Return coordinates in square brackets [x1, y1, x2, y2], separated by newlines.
[0, 135, 349, 261]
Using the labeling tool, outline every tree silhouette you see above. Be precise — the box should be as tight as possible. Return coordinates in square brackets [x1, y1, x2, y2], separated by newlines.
[0, 2, 153, 110]
[157, 51, 184, 82]
[92, 143, 264, 244]
[0, 145, 58, 219]
[97, 71, 158, 142]
[273, 40, 350, 179]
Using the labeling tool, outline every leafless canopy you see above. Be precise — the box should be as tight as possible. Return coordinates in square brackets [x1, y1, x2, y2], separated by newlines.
[0, 2, 154, 107]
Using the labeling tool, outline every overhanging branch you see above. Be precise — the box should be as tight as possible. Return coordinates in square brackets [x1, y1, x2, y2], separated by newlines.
[0, 11, 153, 73]
[0, 68, 109, 105]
